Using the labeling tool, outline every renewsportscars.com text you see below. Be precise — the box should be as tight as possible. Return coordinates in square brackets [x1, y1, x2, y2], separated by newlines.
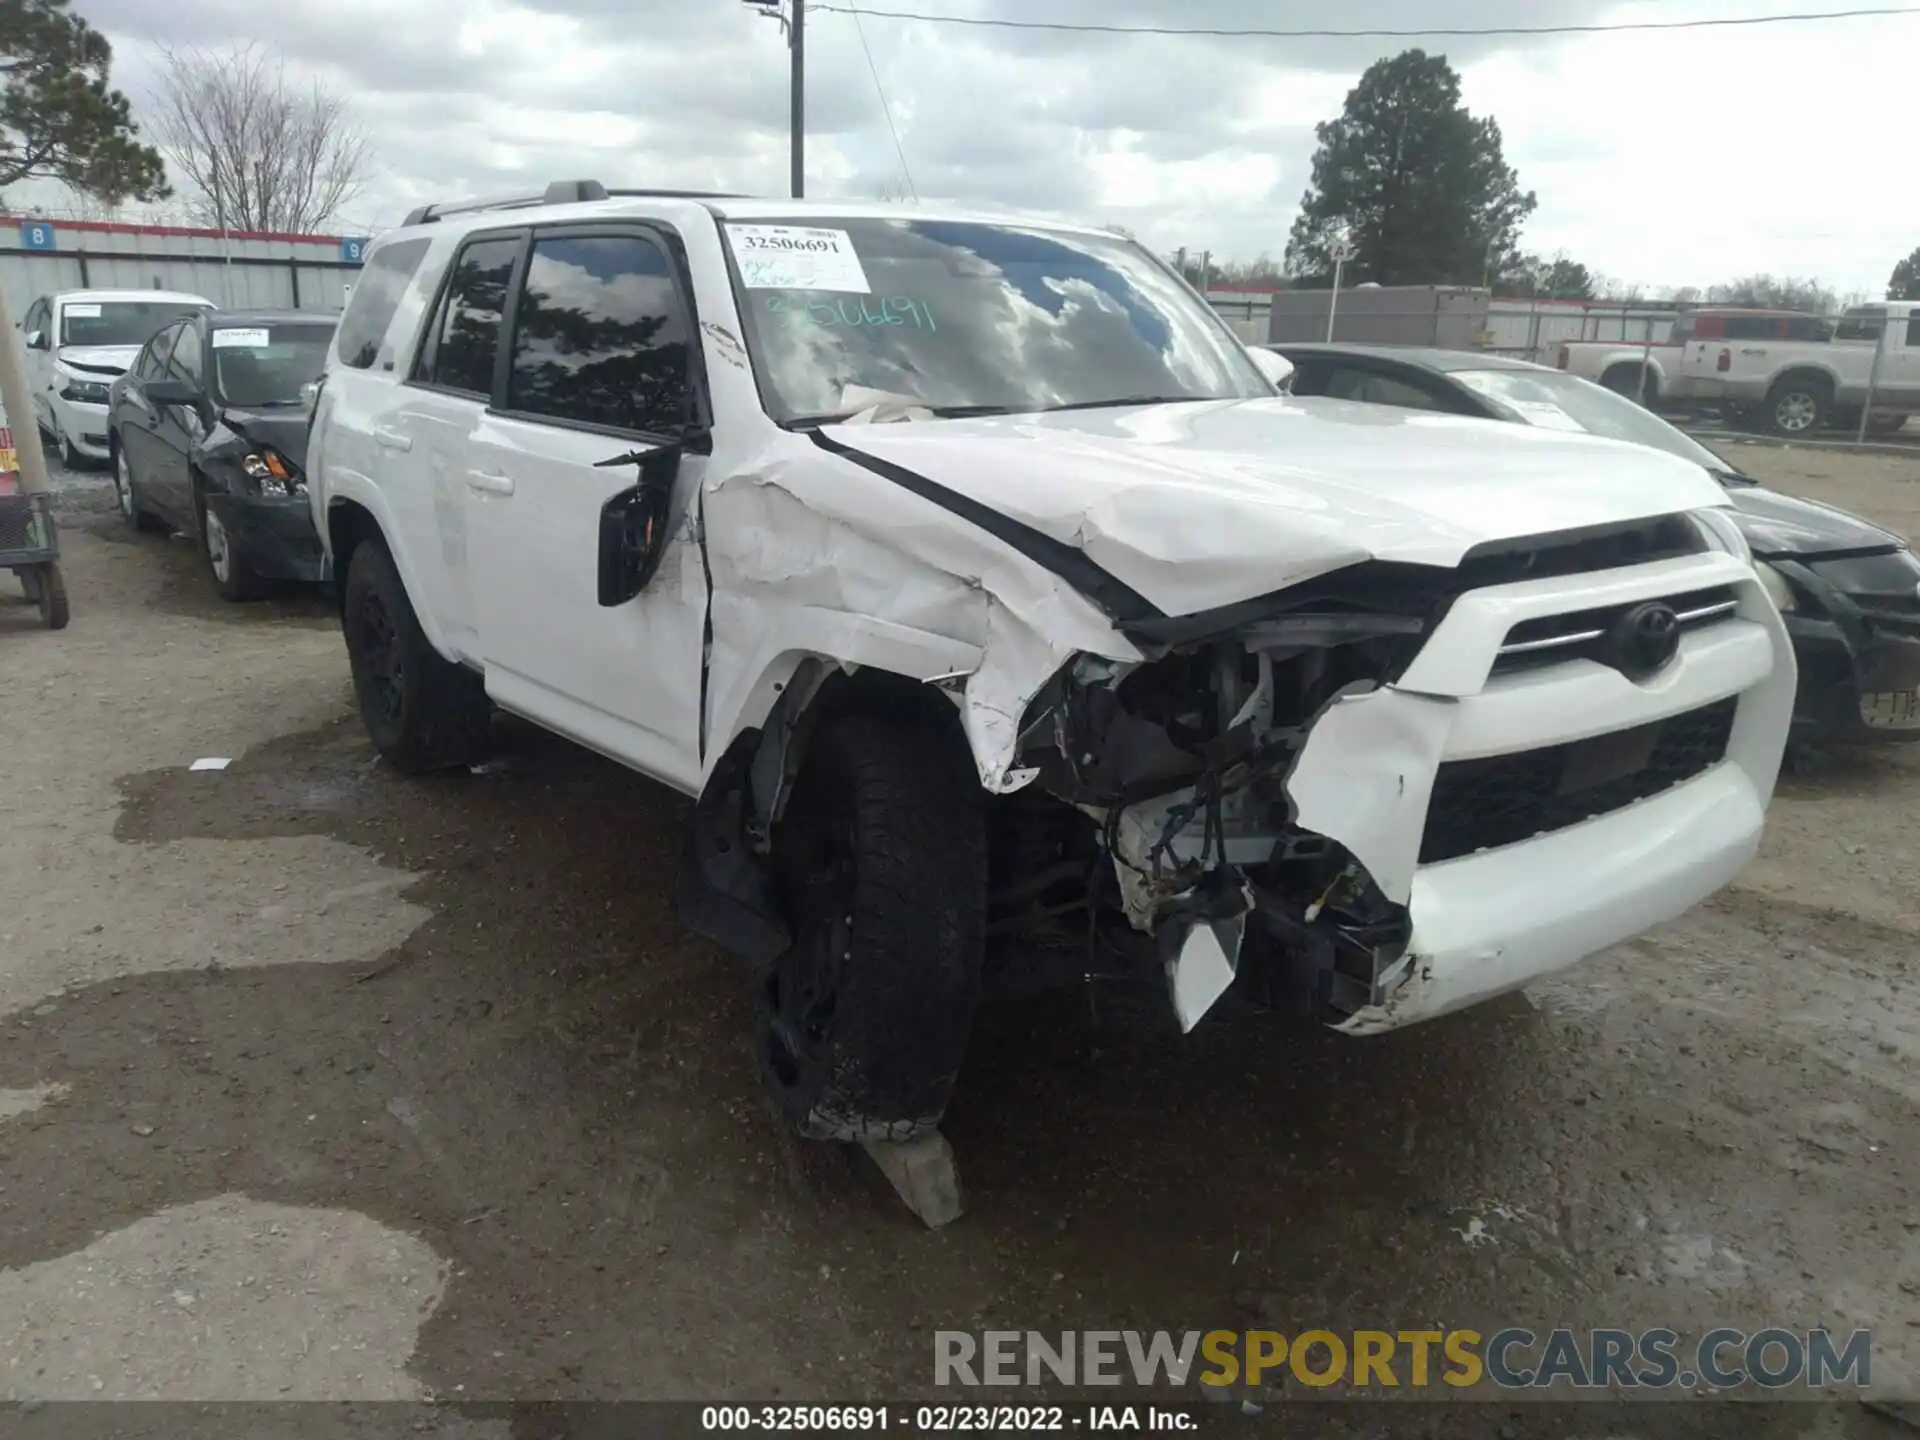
[935, 1327, 1872, 1392]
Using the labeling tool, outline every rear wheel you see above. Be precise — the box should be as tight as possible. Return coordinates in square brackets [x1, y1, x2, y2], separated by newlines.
[759, 715, 987, 1142]
[1766, 375, 1831, 437]
[1866, 413, 1908, 436]
[341, 536, 491, 772]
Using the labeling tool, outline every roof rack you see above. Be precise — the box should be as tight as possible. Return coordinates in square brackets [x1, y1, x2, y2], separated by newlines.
[400, 180, 743, 227]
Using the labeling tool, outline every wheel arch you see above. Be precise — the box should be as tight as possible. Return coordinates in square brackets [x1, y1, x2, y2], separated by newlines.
[1767, 364, 1839, 397]
[322, 487, 456, 656]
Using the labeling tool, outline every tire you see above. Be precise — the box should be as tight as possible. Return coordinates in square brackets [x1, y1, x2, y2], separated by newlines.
[341, 535, 491, 772]
[1601, 365, 1654, 404]
[1866, 413, 1908, 436]
[1766, 374, 1831, 437]
[55, 420, 78, 471]
[33, 563, 68, 629]
[759, 714, 988, 1143]
[113, 439, 167, 534]
[194, 485, 266, 602]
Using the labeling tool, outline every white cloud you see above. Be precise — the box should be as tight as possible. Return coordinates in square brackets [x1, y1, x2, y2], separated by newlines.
[34, 0, 1919, 296]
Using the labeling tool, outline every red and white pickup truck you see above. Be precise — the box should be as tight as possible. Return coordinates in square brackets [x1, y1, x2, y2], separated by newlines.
[1557, 308, 1832, 407]
[1675, 302, 1920, 437]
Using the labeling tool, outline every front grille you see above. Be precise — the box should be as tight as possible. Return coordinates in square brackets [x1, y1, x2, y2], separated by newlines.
[1491, 585, 1740, 676]
[1420, 697, 1738, 865]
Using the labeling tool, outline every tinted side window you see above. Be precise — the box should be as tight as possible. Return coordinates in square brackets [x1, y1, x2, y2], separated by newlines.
[506, 232, 690, 434]
[1722, 316, 1776, 340]
[1785, 316, 1833, 341]
[1907, 315, 1920, 349]
[338, 238, 432, 370]
[1692, 316, 1726, 340]
[418, 236, 521, 397]
[170, 323, 203, 383]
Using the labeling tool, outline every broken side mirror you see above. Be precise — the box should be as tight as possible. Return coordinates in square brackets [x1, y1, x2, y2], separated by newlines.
[597, 443, 683, 607]
[24, 330, 47, 351]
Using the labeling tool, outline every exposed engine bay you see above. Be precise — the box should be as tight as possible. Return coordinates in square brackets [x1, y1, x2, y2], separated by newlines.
[994, 587, 1437, 1032]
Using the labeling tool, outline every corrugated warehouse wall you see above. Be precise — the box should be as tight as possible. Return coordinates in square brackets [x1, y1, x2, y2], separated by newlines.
[0, 216, 366, 322]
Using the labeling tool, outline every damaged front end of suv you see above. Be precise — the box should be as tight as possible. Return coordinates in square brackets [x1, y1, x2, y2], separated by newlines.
[999, 560, 1441, 1033]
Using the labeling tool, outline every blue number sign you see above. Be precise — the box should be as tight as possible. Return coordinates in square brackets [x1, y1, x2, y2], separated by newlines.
[340, 237, 368, 264]
[19, 221, 55, 251]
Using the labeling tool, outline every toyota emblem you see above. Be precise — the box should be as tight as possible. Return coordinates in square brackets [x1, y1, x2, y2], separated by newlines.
[1603, 601, 1682, 679]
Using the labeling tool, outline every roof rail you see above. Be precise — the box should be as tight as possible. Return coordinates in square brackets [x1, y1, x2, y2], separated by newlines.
[400, 180, 744, 227]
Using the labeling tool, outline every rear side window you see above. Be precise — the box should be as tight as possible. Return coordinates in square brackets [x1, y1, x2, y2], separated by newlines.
[505, 232, 690, 435]
[1784, 316, 1833, 341]
[337, 237, 432, 370]
[416, 236, 521, 397]
[1722, 316, 1777, 340]
[1907, 314, 1920, 349]
[1691, 316, 1726, 340]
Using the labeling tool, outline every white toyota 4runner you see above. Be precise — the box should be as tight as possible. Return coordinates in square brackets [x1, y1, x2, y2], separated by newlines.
[309, 181, 1793, 1146]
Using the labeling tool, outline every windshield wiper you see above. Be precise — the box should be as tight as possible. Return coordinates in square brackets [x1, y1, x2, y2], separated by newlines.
[1036, 395, 1211, 414]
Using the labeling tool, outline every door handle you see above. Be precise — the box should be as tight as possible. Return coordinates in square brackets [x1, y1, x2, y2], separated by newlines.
[467, 470, 515, 496]
[372, 426, 413, 452]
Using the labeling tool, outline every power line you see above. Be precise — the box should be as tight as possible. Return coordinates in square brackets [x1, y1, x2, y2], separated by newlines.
[851, 5, 917, 200]
[811, 4, 1920, 40]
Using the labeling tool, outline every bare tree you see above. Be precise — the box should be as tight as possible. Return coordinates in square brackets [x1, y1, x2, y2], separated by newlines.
[147, 44, 370, 233]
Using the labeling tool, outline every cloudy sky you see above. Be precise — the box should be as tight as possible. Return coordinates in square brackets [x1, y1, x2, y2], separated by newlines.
[52, 0, 1920, 297]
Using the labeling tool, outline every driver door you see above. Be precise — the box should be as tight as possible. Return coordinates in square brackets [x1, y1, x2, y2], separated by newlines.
[119, 322, 181, 516]
[464, 224, 709, 792]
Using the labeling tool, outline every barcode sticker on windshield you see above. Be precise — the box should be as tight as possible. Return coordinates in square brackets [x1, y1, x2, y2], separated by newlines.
[726, 225, 870, 293]
[63, 303, 101, 318]
[212, 328, 271, 348]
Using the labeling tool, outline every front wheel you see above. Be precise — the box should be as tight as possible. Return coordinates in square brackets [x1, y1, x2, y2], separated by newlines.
[341, 536, 492, 772]
[195, 487, 265, 602]
[759, 715, 988, 1142]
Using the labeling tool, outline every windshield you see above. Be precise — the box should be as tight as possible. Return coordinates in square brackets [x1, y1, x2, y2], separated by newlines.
[210, 324, 334, 407]
[61, 301, 209, 348]
[1452, 368, 1731, 473]
[724, 217, 1268, 423]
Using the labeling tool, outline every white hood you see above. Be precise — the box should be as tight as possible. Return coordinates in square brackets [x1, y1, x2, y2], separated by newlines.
[56, 344, 141, 376]
[819, 396, 1730, 616]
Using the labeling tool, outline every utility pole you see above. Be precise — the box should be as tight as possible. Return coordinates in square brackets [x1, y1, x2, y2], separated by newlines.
[745, 0, 805, 197]
[790, 0, 805, 198]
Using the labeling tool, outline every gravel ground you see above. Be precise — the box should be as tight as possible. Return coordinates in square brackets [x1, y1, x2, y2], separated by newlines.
[0, 449, 1915, 1435]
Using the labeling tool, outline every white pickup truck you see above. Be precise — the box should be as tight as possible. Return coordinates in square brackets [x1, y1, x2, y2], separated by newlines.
[1676, 302, 1920, 438]
[1556, 308, 1831, 408]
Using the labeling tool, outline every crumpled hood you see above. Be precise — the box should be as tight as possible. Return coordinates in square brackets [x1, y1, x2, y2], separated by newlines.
[819, 396, 1730, 616]
[1723, 482, 1904, 558]
[56, 344, 140, 376]
[216, 407, 311, 472]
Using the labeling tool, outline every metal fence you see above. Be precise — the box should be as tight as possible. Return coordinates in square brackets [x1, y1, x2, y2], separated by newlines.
[0, 213, 367, 321]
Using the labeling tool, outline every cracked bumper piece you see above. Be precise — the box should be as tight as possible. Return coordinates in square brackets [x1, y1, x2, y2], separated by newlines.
[203, 493, 328, 582]
[1334, 759, 1765, 1034]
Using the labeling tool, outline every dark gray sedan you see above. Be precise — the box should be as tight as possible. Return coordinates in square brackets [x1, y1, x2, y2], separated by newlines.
[106, 309, 335, 601]
[1272, 343, 1920, 744]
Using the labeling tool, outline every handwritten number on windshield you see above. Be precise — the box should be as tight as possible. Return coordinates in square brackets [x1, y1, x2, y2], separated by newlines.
[766, 295, 936, 331]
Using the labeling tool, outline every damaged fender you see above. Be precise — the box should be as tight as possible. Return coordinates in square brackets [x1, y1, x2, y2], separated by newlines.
[698, 438, 1141, 794]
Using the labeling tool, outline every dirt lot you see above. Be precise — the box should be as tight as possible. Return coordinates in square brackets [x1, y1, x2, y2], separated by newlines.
[0, 448, 1916, 1432]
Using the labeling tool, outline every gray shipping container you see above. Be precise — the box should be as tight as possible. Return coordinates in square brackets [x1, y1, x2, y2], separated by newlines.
[1267, 284, 1491, 349]
[0, 214, 366, 323]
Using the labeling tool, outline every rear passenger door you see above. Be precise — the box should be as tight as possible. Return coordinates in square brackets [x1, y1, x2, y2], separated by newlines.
[464, 224, 709, 791]
[396, 230, 527, 661]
